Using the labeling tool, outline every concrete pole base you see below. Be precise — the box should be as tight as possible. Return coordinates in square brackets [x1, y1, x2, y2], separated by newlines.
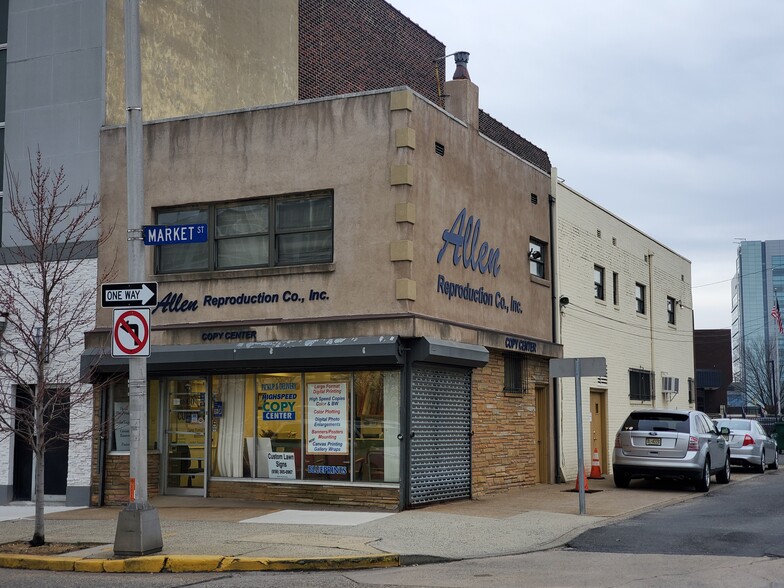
[113, 504, 163, 556]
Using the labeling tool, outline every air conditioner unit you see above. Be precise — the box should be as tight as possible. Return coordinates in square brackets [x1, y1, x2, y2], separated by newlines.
[662, 376, 679, 395]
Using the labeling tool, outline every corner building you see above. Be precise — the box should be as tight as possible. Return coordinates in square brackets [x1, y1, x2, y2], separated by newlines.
[86, 71, 560, 507]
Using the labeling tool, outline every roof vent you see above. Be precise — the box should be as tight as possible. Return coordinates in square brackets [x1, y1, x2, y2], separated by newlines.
[435, 142, 445, 156]
[453, 51, 470, 80]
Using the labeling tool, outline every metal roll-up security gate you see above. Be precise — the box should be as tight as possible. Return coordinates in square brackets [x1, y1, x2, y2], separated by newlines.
[409, 365, 472, 505]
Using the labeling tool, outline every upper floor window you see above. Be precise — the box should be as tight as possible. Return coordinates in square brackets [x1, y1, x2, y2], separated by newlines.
[594, 265, 605, 300]
[529, 239, 546, 278]
[635, 283, 646, 314]
[155, 191, 333, 274]
[666, 296, 676, 325]
[612, 272, 619, 305]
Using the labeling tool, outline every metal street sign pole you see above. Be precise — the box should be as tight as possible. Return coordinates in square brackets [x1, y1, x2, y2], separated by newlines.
[550, 357, 607, 516]
[574, 359, 585, 515]
[113, 0, 162, 556]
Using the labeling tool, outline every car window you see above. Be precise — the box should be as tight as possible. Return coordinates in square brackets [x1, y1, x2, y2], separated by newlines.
[701, 414, 717, 434]
[622, 413, 690, 433]
[715, 419, 750, 431]
[754, 422, 767, 436]
[694, 416, 707, 434]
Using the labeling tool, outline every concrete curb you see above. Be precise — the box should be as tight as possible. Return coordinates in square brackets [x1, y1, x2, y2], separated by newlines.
[0, 553, 400, 573]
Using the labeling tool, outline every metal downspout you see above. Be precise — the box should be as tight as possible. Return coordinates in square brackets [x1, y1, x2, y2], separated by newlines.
[549, 168, 563, 483]
[649, 253, 656, 407]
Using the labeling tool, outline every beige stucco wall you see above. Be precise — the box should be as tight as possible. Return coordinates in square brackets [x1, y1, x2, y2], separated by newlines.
[105, 0, 298, 126]
[97, 89, 554, 349]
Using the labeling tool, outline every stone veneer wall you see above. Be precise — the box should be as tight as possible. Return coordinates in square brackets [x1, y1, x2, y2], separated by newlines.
[96, 453, 161, 507]
[209, 481, 399, 510]
[471, 350, 546, 496]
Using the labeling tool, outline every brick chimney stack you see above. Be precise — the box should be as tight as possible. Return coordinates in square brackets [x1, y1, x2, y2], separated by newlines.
[444, 51, 479, 128]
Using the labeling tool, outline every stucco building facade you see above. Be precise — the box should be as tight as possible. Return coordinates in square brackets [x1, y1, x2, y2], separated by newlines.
[86, 81, 560, 508]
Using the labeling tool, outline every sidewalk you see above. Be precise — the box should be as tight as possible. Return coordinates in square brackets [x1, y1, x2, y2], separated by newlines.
[0, 473, 752, 573]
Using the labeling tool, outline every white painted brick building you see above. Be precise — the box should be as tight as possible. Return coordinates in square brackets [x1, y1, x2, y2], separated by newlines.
[554, 180, 694, 482]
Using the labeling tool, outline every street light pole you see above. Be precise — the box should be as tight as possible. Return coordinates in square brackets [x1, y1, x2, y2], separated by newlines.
[113, 0, 162, 556]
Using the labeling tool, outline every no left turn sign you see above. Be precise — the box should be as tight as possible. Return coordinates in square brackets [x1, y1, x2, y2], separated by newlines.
[112, 308, 151, 358]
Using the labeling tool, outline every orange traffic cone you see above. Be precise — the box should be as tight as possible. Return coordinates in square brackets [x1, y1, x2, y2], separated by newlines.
[589, 448, 604, 480]
[574, 469, 589, 491]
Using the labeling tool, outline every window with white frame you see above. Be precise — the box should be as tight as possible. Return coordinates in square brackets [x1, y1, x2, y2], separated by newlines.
[594, 265, 605, 300]
[155, 191, 333, 274]
[529, 239, 545, 278]
[667, 296, 676, 325]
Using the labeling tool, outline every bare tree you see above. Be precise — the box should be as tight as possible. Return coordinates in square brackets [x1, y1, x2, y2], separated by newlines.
[0, 150, 114, 546]
[741, 336, 783, 415]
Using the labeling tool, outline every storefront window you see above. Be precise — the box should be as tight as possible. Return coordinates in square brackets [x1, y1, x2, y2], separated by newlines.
[304, 372, 352, 481]
[255, 373, 302, 479]
[109, 379, 161, 452]
[353, 371, 400, 482]
[210, 374, 254, 478]
[204, 369, 400, 484]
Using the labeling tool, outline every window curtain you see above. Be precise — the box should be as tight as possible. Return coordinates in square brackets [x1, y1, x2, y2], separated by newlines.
[215, 375, 245, 477]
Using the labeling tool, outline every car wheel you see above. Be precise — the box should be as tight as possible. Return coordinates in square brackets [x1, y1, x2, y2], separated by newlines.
[757, 450, 767, 474]
[717, 453, 731, 484]
[695, 458, 711, 492]
[772, 450, 779, 470]
[614, 472, 631, 488]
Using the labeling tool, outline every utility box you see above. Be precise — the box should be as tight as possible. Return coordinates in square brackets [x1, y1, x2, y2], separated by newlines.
[773, 422, 784, 454]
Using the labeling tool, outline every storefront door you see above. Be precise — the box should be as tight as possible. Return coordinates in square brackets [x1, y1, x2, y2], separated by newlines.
[164, 378, 208, 496]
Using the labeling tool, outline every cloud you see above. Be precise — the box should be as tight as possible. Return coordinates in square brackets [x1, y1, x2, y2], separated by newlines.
[390, 0, 784, 328]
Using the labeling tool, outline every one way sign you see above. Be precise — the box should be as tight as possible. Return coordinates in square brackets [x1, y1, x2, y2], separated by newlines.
[101, 282, 158, 308]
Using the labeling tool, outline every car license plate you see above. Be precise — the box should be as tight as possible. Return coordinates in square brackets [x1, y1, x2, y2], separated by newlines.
[645, 437, 661, 446]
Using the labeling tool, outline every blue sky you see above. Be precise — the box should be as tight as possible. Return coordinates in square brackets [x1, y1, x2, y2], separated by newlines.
[389, 0, 784, 329]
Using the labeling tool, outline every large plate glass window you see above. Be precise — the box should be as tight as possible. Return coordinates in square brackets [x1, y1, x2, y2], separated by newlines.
[216, 201, 269, 269]
[206, 370, 400, 484]
[157, 208, 209, 272]
[275, 194, 333, 265]
[154, 191, 333, 274]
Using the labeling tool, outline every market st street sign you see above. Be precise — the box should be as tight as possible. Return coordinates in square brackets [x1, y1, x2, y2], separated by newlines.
[143, 223, 208, 245]
[102, 282, 158, 308]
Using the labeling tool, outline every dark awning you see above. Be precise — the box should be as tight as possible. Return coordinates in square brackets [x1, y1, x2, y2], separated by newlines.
[81, 335, 403, 378]
[410, 336, 489, 368]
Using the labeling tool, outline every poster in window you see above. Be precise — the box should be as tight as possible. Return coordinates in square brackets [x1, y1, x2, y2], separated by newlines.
[306, 382, 348, 454]
[114, 401, 131, 451]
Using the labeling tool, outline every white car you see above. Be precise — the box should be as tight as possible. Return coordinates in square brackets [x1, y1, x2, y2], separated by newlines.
[713, 418, 778, 473]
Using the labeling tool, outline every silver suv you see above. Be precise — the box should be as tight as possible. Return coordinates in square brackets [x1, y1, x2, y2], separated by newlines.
[613, 409, 731, 492]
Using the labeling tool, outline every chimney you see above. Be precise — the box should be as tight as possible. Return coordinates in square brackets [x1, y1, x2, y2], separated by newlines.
[444, 51, 479, 128]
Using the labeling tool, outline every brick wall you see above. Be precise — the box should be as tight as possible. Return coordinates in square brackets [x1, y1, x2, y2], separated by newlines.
[471, 351, 544, 495]
[299, 0, 445, 104]
[478, 110, 551, 172]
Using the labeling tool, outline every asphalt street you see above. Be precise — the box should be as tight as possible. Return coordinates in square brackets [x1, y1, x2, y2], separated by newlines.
[567, 469, 784, 557]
